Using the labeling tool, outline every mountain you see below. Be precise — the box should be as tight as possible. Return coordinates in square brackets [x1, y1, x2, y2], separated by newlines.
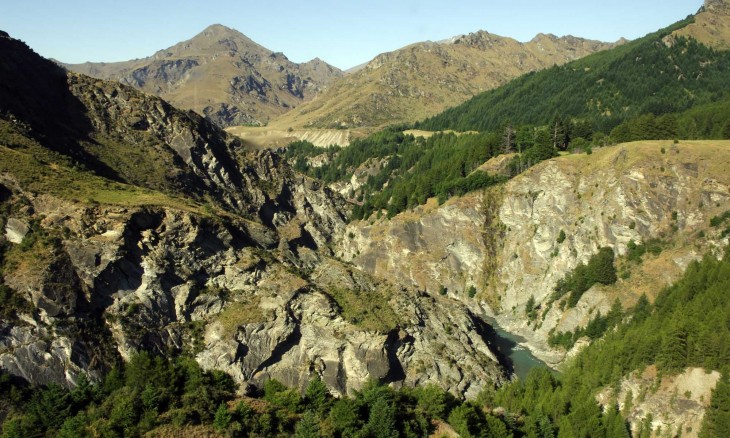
[268, 32, 619, 129]
[674, 0, 730, 48]
[3, 9, 730, 434]
[0, 31, 505, 401]
[64, 24, 343, 128]
[418, 5, 730, 133]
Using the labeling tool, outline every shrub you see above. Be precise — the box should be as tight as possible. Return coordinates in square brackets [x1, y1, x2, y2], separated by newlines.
[553, 247, 617, 307]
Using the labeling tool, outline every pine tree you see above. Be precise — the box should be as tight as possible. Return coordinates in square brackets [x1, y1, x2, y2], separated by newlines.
[295, 410, 321, 438]
[213, 402, 231, 432]
[700, 371, 730, 437]
[364, 398, 398, 438]
[304, 375, 332, 417]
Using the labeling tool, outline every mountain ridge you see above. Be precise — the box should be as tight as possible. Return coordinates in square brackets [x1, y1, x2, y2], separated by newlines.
[268, 30, 619, 130]
[64, 24, 343, 128]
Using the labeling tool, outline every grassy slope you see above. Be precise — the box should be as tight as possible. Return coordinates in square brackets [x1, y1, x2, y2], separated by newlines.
[269, 35, 616, 130]
[0, 120, 201, 212]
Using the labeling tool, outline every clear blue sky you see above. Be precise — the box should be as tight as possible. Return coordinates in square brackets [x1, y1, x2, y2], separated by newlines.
[2, 0, 702, 70]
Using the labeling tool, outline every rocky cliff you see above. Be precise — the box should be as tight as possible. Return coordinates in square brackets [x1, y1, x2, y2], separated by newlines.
[65, 24, 343, 128]
[0, 31, 506, 398]
[337, 141, 730, 366]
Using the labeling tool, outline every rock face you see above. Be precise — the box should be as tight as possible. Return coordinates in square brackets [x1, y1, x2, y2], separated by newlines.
[596, 366, 722, 438]
[0, 187, 503, 397]
[338, 141, 730, 366]
[0, 31, 504, 398]
[4, 218, 28, 244]
[65, 24, 343, 128]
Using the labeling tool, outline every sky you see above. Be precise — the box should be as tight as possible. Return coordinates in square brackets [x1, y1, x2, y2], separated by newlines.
[2, 0, 703, 70]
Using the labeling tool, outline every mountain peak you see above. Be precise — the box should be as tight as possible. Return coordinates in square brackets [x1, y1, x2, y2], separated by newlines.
[185, 23, 258, 50]
[673, 0, 730, 48]
[198, 23, 247, 40]
[704, 0, 730, 11]
[532, 32, 559, 41]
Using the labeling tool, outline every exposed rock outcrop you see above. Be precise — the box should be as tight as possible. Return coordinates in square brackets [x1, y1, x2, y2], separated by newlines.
[0, 186, 504, 396]
[338, 141, 730, 366]
[596, 366, 721, 438]
[0, 31, 505, 399]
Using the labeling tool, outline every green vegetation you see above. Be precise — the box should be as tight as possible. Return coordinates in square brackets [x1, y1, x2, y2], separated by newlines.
[610, 95, 730, 142]
[285, 128, 506, 219]
[701, 370, 730, 438]
[0, 352, 237, 437]
[548, 298, 625, 350]
[525, 295, 537, 322]
[710, 210, 730, 239]
[325, 287, 401, 333]
[2, 248, 729, 436]
[552, 247, 618, 308]
[626, 238, 664, 263]
[418, 18, 730, 135]
[467, 285, 477, 299]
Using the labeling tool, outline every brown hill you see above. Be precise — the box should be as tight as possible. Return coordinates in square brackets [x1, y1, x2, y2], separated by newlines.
[269, 31, 620, 130]
[672, 0, 730, 49]
[64, 24, 343, 127]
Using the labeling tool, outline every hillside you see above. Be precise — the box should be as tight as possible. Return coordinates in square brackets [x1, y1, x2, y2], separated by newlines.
[268, 31, 618, 129]
[0, 31, 508, 405]
[418, 6, 730, 133]
[674, 0, 730, 48]
[337, 139, 730, 436]
[65, 24, 343, 128]
[3, 9, 730, 434]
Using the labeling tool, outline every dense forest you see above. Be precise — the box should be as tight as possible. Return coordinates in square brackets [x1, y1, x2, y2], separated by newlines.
[2, 248, 729, 437]
[284, 123, 567, 219]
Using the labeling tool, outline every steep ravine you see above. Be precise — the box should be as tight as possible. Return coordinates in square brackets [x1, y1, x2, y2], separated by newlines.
[336, 140, 730, 367]
[0, 31, 508, 400]
[0, 184, 505, 398]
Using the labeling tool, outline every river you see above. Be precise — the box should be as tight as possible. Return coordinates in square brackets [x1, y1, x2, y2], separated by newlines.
[481, 316, 552, 380]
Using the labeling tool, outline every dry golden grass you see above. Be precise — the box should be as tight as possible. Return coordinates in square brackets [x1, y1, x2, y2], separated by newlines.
[673, 5, 730, 50]
[270, 36, 616, 129]
[216, 296, 266, 337]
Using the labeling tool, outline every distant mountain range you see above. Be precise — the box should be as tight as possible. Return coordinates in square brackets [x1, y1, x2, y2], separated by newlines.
[270, 32, 621, 129]
[64, 24, 343, 128]
[65, 24, 620, 131]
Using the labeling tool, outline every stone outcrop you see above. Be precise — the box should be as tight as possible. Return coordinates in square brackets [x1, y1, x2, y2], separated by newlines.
[0, 186, 503, 397]
[596, 366, 722, 438]
[338, 141, 730, 367]
[4, 218, 28, 244]
[0, 31, 505, 398]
